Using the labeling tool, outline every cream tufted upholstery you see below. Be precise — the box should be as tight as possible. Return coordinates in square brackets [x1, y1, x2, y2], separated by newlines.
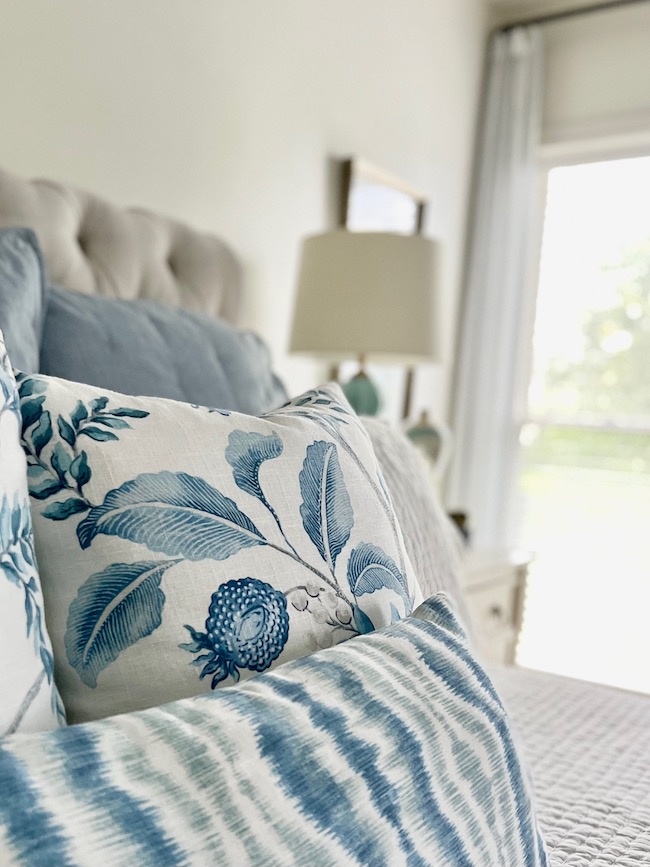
[0, 167, 242, 323]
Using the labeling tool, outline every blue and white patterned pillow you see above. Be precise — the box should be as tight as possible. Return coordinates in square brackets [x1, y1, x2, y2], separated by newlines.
[19, 374, 422, 723]
[0, 335, 65, 734]
[0, 595, 548, 867]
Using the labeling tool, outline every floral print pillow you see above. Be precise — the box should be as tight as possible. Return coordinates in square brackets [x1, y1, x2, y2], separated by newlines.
[20, 374, 422, 723]
[0, 334, 65, 734]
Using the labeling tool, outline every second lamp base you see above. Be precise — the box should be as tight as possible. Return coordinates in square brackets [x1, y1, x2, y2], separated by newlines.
[342, 370, 381, 416]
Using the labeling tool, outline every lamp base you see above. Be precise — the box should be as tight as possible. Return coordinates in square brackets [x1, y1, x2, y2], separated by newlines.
[405, 410, 454, 479]
[342, 370, 381, 416]
[406, 411, 443, 463]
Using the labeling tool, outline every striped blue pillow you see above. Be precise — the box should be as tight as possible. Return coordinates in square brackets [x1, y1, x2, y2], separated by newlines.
[0, 594, 548, 867]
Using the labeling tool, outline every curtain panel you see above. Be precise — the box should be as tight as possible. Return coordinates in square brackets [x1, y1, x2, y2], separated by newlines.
[449, 27, 544, 548]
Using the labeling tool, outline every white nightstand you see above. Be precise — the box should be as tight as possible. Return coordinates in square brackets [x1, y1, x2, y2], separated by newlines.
[460, 549, 533, 666]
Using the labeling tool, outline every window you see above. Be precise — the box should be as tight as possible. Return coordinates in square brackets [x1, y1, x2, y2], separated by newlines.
[513, 155, 650, 694]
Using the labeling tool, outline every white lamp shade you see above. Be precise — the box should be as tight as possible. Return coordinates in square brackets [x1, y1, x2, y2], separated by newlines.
[290, 231, 440, 362]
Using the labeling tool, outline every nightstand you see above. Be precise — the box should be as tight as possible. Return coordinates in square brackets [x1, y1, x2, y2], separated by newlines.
[460, 549, 533, 665]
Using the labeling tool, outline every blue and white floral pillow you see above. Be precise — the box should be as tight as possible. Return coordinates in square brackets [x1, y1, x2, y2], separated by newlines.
[19, 374, 422, 723]
[0, 335, 65, 734]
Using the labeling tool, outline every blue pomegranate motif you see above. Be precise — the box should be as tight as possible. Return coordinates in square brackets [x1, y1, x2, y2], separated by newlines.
[180, 577, 290, 687]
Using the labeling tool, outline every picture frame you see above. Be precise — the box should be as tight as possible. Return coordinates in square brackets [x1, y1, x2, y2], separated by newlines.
[339, 157, 427, 235]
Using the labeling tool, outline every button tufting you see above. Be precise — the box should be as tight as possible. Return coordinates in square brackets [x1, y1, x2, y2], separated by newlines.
[1, 168, 241, 319]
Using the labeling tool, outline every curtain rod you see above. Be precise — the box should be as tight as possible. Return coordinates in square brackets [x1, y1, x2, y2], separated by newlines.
[499, 0, 649, 32]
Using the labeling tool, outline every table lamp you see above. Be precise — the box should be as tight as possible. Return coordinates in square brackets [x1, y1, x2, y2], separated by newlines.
[289, 231, 439, 416]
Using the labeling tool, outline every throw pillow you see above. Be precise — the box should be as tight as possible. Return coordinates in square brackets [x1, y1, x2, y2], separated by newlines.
[40, 285, 287, 413]
[0, 228, 48, 373]
[0, 595, 548, 867]
[362, 417, 471, 629]
[19, 377, 421, 723]
[0, 225, 287, 412]
[0, 334, 64, 734]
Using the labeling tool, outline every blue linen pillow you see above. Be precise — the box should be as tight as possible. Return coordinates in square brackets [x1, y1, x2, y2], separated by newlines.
[0, 595, 548, 867]
[40, 286, 286, 414]
[0, 228, 47, 373]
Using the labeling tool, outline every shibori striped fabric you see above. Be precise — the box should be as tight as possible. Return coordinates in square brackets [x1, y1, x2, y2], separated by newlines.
[0, 595, 548, 867]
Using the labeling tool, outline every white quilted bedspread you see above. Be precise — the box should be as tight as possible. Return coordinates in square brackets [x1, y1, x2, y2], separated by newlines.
[494, 665, 650, 866]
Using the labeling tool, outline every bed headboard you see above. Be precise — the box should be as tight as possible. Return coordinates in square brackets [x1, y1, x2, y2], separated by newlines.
[0, 167, 242, 324]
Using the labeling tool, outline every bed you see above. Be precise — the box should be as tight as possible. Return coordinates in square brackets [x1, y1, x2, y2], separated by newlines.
[0, 165, 648, 866]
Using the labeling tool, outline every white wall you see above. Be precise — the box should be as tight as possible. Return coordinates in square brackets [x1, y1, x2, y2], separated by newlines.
[0, 0, 486, 419]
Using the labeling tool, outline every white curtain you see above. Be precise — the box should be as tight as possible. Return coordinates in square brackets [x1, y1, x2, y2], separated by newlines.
[448, 27, 544, 549]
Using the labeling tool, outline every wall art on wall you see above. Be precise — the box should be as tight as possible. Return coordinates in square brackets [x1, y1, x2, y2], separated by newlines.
[339, 157, 427, 235]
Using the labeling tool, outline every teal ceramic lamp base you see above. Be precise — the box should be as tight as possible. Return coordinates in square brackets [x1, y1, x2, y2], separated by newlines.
[406, 410, 443, 464]
[342, 369, 381, 416]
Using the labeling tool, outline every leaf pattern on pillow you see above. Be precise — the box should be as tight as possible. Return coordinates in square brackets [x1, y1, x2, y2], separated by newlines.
[76, 472, 266, 559]
[275, 387, 406, 575]
[65, 560, 180, 688]
[347, 543, 413, 610]
[0, 495, 65, 728]
[299, 440, 353, 571]
[1, 362, 65, 730]
[20, 376, 415, 690]
[18, 375, 151, 522]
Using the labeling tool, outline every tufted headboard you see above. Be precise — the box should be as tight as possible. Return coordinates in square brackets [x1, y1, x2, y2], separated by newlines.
[0, 167, 242, 323]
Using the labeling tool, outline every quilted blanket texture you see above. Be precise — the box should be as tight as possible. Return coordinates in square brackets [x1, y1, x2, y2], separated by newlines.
[495, 665, 650, 867]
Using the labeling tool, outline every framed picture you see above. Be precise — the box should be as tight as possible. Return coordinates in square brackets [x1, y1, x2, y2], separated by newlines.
[339, 157, 427, 235]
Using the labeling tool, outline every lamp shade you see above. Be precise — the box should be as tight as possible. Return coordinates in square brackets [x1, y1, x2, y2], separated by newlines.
[290, 231, 440, 362]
